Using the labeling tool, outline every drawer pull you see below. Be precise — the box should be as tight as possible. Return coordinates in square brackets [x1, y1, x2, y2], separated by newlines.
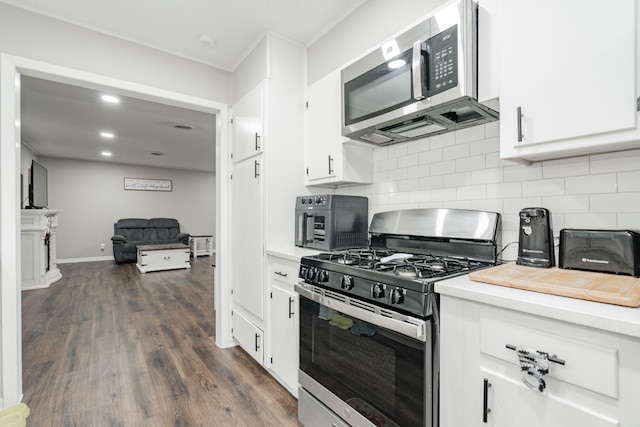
[255, 333, 261, 352]
[506, 344, 565, 365]
[275, 271, 288, 278]
[482, 378, 491, 423]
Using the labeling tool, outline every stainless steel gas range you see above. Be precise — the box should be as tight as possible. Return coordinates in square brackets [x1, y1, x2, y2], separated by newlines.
[295, 208, 501, 427]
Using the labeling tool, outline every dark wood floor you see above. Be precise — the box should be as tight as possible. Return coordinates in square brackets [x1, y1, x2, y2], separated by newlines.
[22, 257, 299, 427]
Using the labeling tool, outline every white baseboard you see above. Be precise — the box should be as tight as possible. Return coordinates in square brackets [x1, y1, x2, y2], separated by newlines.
[57, 256, 113, 264]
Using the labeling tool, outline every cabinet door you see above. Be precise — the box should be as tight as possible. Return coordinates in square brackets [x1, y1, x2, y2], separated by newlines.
[482, 369, 618, 427]
[232, 309, 264, 364]
[500, 0, 638, 160]
[270, 286, 298, 395]
[230, 158, 264, 320]
[232, 84, 264, 163]
[305, 72, 340, 181]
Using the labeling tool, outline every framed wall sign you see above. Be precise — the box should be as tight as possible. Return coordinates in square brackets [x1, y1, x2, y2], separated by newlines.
[124, 177, 172, 192]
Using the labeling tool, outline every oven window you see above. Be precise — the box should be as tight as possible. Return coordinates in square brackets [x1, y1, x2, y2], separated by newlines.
[299, 296, 426, 427]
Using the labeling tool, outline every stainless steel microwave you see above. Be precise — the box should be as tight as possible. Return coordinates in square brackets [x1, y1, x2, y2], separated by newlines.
[341, 0, 498, 146]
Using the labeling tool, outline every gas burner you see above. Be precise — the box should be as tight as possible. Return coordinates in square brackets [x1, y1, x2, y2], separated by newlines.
[394, 265, 419, 278]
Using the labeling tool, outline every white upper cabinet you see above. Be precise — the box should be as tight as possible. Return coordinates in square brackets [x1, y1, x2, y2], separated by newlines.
[499, 0, 640, 163]
[232, 83, 264, 163]
[304, 70, 373, 186]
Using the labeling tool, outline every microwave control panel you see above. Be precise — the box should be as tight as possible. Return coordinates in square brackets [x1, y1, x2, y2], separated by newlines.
[428, 24, 458, 96]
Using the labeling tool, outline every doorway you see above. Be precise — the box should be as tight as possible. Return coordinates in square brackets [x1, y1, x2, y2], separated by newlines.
[0, 53, 232, 407]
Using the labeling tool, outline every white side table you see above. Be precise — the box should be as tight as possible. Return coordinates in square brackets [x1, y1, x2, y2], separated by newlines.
[190, 235, 214, 257]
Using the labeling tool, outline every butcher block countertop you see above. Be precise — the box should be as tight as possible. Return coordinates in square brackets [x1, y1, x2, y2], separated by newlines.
[435, 263, 640, 339]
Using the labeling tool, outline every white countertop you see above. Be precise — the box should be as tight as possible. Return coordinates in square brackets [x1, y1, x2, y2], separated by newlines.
[436, 274, 640, 339]
[266, 246, 322, 262]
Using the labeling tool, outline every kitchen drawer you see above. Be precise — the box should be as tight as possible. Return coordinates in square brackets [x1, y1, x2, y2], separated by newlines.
[270, 257, 299, 287]
[480, 315, 618, 398]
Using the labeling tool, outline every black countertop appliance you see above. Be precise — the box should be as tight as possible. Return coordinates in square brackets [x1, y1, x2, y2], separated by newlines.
[517, 207, 555, 268]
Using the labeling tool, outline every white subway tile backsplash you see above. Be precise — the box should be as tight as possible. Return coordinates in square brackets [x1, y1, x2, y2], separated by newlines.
[455, 125, 485, 144]
[617, 213, 640, 229]
[470, 136, 499, 156]
[542, 156, 589, 178]
[431, 188, 457, 202]
[456, 155, 486, 172]
[444, 172, 471, 188]
[564, 214, 617, 229]
[429, 132, 455, 149]
[398, 154, 419, 169]
[407, 165, 430, 179]
[407, 138, 430, 154]
[503, 163, 543, 182]
[590, 192, 640, 213]
[543, 195, 589, 214]
[618, 171, 640, 192]
[431, 160, 456, 176]
[522, 179, 564, 197]
[378, 157, 398, 172]
[389, 168, 408, 181]
[388, 144, 408, 159]
[590, 149, 640, 174]
[487, 182, 521, 199]
[341, 126, 640, 241]
[443, 143, 469, 160]
[399, 178, 420, 192]
[565, 174, 617, 195]
[418, 149, 443, 165]
[457, 185, 486, 200]
[420, 176, 444, 190]
[472, 168, 503, 185]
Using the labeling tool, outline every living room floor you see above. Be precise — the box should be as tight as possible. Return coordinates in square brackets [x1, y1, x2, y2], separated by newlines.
[21, 257, 299, 426]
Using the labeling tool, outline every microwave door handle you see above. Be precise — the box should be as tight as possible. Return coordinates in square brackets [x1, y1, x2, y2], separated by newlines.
[412, 40, 427, 101]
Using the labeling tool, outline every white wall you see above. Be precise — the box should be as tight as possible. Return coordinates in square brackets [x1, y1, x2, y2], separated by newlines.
[0, 3, 231, 103]
[337, 122, 640, 261]
[40, 157, 215, 261]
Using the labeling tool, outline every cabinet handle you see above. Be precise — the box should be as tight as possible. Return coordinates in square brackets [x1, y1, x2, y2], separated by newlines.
[275, 271, 288, 278]
[255, 333, 261, 351]
[254, 160, 260, 178]
[505, 344, 565, 365]
[517, 106, 523, 142]
[255, 132, 261, 151]
[483, 378, 491, 423]
[328, 155, 334, 175]
[288, 297, 295, 319]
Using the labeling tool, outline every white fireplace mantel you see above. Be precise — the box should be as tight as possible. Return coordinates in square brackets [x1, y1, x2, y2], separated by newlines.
[21, 209, 62, 290]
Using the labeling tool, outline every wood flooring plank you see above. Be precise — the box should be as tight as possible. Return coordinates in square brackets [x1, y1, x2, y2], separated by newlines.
[22, 257, 300, 426]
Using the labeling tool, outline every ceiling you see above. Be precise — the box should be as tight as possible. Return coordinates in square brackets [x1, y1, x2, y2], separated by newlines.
[10, 0, 366, 173]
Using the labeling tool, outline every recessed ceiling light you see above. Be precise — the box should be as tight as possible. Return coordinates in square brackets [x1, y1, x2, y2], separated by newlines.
[199, 34, 215, 48]
[101, 151, 112, 157]
[174, 124, 193, 131]
[101, 94, 120, 104]
[100, 131, 115, 139]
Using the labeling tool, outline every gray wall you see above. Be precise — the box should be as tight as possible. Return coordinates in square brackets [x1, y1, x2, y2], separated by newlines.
[306, 0, 446, 84]
[40, 157, 215, 261]
[0, 2, 231, 103]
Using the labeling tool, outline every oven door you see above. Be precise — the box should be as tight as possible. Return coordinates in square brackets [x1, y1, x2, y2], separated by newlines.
[296, 283, 435, 427]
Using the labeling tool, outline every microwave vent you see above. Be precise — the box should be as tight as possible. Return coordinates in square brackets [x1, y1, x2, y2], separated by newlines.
[361, 132, 393, 144]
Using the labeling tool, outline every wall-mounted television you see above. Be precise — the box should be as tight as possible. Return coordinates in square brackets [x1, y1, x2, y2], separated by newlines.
[29, 160, 48, 209]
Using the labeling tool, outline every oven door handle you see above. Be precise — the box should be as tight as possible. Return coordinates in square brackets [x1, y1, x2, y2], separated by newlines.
[295, 283, 427, 342]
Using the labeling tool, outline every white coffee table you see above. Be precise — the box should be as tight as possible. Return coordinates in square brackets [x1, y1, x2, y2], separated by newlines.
[136, 243, 191, 273]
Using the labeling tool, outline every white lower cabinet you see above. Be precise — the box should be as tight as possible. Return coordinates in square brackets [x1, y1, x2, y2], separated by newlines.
[231, 309, 264, 365]
[267, 255, 300, 396]
[440, 295, 640, 427]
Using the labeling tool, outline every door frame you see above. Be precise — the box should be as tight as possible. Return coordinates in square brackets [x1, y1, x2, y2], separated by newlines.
[0, 53, 233, 407]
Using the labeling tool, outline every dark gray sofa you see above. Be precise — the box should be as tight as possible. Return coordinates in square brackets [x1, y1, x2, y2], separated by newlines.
[111, 218, 190, 263]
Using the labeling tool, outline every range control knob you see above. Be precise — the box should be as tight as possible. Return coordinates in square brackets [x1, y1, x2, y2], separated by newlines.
[390, 288, 405, 305]
[306, 267, 318, 281]
[371, 283, 385, 299]
[299, 266, 307, 279]
[340, 275, 354, 290]
[308, 197, 313, 204]
[317, 269, 329, 283]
